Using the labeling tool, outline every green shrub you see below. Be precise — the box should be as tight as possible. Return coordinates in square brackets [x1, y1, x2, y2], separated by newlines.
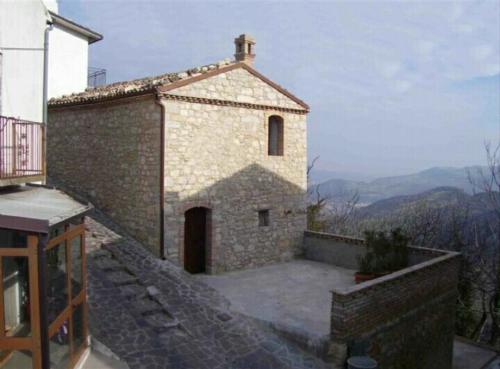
[357, 228, 410, 274]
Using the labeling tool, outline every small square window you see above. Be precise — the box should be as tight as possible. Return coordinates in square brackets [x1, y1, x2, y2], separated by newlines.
[258, 210, 270, 227]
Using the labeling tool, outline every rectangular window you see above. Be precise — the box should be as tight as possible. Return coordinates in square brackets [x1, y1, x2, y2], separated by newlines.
[268, 115, 284, 156]
[258, 210, 270, 227]
[46, 242, 68, 324]
[3, 256, 31, 337]
[71, 236, 83, 298]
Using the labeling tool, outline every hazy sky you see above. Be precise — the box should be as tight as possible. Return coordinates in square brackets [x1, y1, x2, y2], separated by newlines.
[60, 0, 499, 177]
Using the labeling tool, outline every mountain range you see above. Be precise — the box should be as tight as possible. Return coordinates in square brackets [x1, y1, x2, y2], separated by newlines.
[312, 166, 487, 205]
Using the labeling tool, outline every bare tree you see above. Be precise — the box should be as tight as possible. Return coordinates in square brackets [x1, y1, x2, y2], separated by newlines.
[325, 190, 359, 235]
[307, 156, 329, 232]
[459, 142, 500, 346]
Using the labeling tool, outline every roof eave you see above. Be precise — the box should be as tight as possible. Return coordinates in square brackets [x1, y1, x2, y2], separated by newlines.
[49, 11, 103, 44]
[48, 61, 310, 112]
[48, 89, 156, 109]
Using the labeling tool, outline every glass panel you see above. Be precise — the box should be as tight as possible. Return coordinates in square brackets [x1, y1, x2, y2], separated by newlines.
[49, 320, 70, 369]
[0, 350, 33, 369]
[2, 257, 30, 337]
[70, 237, 82, 298]
[72, 304, 84, 353]
[46, 243, 68, 324]
[269, 121, 278, 155]
[0, 230, 27, 248]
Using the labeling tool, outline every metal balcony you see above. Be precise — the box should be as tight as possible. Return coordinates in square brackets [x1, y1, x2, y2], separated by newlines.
[0, 115, 45, 186]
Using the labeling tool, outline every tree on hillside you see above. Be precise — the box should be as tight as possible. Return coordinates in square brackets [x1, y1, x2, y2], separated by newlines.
[465, 142, 500, 346]
[307, 157, 359, 233]
[307, 156, 328, 232]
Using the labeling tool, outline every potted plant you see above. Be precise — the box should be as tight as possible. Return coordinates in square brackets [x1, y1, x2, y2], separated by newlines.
[355, 228, 410, 284]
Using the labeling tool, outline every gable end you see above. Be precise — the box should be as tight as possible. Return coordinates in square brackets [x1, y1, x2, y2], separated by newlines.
[159, 63, 309, 112]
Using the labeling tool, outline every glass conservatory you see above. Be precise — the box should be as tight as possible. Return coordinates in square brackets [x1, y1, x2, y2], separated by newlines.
[0, 186, 91, 369]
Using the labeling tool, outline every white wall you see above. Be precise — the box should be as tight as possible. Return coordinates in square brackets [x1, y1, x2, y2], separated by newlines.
[48, 24, 89, 99]
[0, 0, 48, 122]
[0, 0, 92, 119]
[42, 0, 58, 13]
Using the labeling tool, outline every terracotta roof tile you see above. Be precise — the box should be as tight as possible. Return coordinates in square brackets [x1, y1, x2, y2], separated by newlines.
[48, 59, 235, 106]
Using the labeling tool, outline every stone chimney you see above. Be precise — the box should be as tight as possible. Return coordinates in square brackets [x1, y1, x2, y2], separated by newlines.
[234, 34, 256, 66]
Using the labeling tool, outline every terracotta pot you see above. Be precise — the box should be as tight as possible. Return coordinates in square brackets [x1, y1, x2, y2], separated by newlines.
[355, 271, 390, 284]
[354, 272, 377, 284]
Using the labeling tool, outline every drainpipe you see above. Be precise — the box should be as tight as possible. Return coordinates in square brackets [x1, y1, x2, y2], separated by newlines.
[42, 23, 53, 184]
[154, 92, 166, 259]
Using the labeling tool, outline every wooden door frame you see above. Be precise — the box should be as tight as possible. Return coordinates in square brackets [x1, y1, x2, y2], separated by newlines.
[0, 234, 42, 369]
[183, 207, 211, 274]
[46, 222, 88, 369]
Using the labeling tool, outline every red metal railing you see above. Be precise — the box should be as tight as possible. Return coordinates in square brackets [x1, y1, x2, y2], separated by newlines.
[0, 116, 44, 180]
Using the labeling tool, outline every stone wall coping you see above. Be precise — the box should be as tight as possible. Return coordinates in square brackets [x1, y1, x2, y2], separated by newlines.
[303, 231, 461, 297]
[331, 251, 460, 297]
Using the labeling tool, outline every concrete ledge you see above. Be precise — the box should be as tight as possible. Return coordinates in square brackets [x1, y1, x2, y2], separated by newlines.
[0, 175, 44, 187]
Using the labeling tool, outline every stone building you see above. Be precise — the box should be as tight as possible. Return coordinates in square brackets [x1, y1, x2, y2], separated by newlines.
[48, 35, 309, 273]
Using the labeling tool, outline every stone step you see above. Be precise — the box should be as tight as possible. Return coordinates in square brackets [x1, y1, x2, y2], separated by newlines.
[107, 270, 138, 286]
[91, 249, 113, 259]
[119, 284, 148, 300]
[95, 257, 124, 272]
[143, 312, 179, 333]
[135, 297, 163, 316]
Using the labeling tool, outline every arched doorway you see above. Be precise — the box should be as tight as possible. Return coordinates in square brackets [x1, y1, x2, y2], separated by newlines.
[184, 207, 209, 274]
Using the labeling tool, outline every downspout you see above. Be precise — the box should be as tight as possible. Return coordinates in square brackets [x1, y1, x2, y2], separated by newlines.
[42, 22, 53, 184]
[155, 92, 166, 259]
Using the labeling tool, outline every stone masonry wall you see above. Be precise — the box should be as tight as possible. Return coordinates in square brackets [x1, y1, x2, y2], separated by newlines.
[48, 96, 163, 255]
[162, 68, 308, 273]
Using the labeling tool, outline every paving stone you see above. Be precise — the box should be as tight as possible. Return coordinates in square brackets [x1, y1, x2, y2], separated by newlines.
[119, 284, 148, 300]
[147, 285, 161, 297]
[217, 312, 233, 322]
[135, 297, 163, 315]
[86, 213, 331, 369]
[95, 257, 124, 271]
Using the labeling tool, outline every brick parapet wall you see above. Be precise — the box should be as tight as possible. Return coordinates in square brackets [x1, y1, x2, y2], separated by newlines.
[330, 252, 460, 340]
[304, 231, 461, 369]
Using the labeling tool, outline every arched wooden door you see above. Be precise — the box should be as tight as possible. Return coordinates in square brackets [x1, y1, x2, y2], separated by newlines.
[184, 207, 208, 274]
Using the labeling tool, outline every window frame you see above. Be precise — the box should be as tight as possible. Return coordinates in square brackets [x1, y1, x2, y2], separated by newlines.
[267, 114, 284, 157]
[258, 210, 270, 227]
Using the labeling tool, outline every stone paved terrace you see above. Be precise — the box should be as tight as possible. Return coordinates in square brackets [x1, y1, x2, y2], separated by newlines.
[196, 260, 355, 341]
[453, 338, 500, 369]
[85, 212, 331, 369]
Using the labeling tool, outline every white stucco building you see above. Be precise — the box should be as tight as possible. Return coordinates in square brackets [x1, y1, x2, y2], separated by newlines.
[0, 0, 102, 122]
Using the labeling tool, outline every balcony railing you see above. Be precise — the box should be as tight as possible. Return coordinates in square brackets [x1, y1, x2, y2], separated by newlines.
[0, 116, 44, 182]
[88, 67, 106, 88]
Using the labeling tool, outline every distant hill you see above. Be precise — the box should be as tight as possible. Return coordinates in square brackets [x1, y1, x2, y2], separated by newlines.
[309, 169, 375, 184]
[354, 186, 497, 249]
[356, 187, 465, 217]
[313, 166, 487, 205]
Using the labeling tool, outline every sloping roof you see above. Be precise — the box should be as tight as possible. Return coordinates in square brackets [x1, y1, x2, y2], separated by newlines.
[48, 60, 309, 111]
[0, 185, 92, 232]
[49, 11, 102, 44]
